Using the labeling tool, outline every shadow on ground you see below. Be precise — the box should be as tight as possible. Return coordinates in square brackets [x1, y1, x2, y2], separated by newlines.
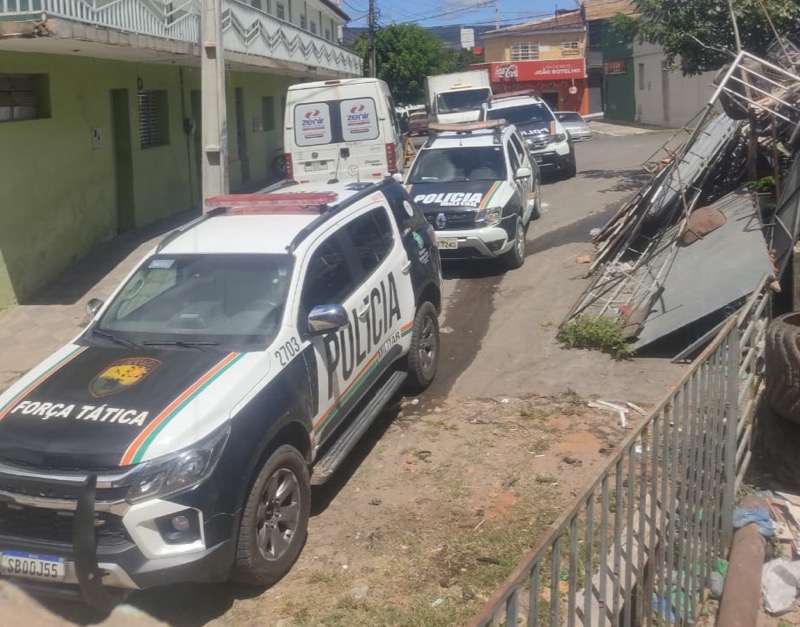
[579, 167, 652, 194]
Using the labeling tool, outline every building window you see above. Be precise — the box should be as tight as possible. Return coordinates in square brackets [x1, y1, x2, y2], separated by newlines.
[0, 74, 50, 123]
[510, 42, 539, 61]
[638, 63, 645, 90]
[276, 1, 285, 19]
[310, 20, 316, 34]
[324, 28, 331, 40]
[562, 40, 580, 55]
[262, 96, 276, 131]
[250, 0, 262, 9]
[300, 14, 306, 28]
[138, 91, 170, 149]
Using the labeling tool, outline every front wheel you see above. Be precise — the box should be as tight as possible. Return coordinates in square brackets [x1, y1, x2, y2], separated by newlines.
[406, 301, 440, 391]
[231, 445, 311, 587]
[529, 178, 542, 221]
[502, 215, 526, 270]
[562, 148, 577, 179]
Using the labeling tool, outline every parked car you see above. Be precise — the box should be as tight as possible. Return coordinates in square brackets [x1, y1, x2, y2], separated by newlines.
[0, 178, 442, 604]
[554, 111, 593, 142]
[404, 119, 541, 269]
[408, 110, 429, 136]
[481, 92, 577, 179]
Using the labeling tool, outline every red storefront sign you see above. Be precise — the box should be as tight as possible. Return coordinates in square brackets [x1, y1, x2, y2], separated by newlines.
[474, 59, 586, 82]
[604, 59, 627, 75]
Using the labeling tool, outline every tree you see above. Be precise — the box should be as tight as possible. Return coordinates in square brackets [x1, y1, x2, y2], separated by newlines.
[620, 0, 800, 75]
[353, 24, 478, 104]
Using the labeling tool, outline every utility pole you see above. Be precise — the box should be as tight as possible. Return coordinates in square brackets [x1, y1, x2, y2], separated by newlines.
[494, 1, 499, 30]
[367, 0, 376, 78]
[200, 0, 229, 211]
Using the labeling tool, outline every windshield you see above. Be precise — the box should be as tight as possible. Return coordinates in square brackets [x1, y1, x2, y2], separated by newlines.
[487, 103, 552, 126]
[557, 112, 584, 123]
[94, 254, 293, 349]
[436, 88, 491, 114]
[407, 146, 507, 183]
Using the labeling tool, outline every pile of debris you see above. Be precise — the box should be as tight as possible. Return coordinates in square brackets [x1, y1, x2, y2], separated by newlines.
[568, 42, 800, 359]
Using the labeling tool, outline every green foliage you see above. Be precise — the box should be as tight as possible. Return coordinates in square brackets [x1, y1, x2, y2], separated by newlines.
[557, 315, 635, 358]
[747, 175, 776, 191]
[630, 0, 800, 75]
[352, 24, 480, 104]
[609, 13, 640, 44]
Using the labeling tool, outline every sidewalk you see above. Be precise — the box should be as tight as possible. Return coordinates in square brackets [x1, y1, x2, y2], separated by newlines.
[0, 209, 199, 392]
[588, 118, 672, 137]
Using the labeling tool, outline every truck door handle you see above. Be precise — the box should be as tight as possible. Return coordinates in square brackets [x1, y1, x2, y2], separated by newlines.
[401, 260, 412, 274]
[358, 303, 371, 318]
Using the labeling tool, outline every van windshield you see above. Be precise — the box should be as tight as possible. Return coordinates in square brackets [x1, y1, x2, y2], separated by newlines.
[487, 103, 552, 126]
[436, 88, 492, 114]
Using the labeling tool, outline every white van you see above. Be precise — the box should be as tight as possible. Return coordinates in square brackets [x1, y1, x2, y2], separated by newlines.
[284, 78, 405, 184]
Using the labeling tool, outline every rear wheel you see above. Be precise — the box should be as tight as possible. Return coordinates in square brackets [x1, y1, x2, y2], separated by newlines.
[562, 147, 577, 179]
[503, 215, 526, 270]
[529, 178, 542, 221]
[406, 301, 440, 391]
[231, 445, 310, 587]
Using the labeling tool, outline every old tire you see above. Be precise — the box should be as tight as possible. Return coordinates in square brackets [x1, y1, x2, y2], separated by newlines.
[503, 215, 526, 270]
[765, 312, 800, 424]
[231, 445, 310, 587]
[406, 301, 440, 391]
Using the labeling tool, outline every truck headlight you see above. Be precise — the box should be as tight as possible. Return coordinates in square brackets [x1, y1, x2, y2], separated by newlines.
[477, 207, 503, 227]
[554, 132, 567, 143]
[126, 423, 230, 503]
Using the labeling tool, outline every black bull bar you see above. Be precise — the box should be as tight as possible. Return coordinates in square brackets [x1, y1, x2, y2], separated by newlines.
[73, 474, 123, 611]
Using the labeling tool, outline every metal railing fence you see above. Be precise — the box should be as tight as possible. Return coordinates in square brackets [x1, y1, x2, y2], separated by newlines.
[469, 280, 770, 627]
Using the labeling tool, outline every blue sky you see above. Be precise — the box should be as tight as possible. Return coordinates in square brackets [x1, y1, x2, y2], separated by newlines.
[343, 0, 581, 29]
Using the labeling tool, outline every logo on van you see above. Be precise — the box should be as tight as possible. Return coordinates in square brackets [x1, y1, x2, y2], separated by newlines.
[304, 109, 320, 118]
[350, 104, 366, 113]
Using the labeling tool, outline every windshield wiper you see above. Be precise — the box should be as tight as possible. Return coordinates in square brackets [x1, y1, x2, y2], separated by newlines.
[142, 340, 220, 350]
[91, 328, 139, 350]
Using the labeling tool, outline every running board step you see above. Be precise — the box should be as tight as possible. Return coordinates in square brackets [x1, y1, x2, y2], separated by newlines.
[311, 370, 407, 485]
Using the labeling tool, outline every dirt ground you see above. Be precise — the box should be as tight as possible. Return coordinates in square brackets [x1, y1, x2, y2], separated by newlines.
[50, 390, 650, 627]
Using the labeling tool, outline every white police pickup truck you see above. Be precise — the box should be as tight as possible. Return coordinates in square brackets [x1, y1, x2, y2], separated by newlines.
[0, 178, 442, 607]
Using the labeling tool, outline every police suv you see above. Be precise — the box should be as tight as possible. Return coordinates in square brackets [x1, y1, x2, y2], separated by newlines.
[0, 179, 442, 605]
[404, 119, 541, 268]
[481, 92, 577, 179]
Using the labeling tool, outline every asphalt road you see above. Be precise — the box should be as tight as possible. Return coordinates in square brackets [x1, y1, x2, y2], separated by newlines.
[421, 129, 685, 407]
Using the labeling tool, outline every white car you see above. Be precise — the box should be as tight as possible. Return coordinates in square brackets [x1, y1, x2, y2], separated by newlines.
[404, 119, 541, 269]
[482, 92, 577, 179]
[0, 178, 442, 604]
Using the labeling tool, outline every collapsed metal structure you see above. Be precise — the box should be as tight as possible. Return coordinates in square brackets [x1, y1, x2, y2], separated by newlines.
[568, 44, 800, 358]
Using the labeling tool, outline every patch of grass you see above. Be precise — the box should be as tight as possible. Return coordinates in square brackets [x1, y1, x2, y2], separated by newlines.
[557, 315, 635, 359]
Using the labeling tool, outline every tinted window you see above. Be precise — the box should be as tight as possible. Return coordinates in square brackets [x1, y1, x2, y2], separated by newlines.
[345, 208, 394, 276]
[487, 103, 552, 126]
[407, 146, 507, 182]
[557, 112, 584, 123]
[301, 236, 355, 314]
[97, 254, 293, 348]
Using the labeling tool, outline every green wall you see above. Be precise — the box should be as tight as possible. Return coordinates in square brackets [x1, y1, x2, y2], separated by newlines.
[0, 50, 295, 310]
[602, 24, 635, 122]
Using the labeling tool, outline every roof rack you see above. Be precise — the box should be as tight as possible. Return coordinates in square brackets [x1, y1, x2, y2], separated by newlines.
[427, 119, 507, 134]
[488, 89, 538, 103]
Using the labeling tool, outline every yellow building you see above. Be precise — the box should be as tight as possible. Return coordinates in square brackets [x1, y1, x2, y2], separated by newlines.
[474, 9, 588, 113]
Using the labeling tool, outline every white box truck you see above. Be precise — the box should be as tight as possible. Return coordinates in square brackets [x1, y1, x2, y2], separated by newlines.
[425, 69, 492, 125]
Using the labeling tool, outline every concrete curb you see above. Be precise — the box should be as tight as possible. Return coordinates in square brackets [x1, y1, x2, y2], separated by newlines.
[716, 495, 768, 627]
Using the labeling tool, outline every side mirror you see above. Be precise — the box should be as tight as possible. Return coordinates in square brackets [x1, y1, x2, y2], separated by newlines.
[307, 304, 349, 335]
[86, 298, 104, 319]
[515, 166, 532, 180]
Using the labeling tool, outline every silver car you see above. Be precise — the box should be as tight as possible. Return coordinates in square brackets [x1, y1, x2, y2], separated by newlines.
[555, 111, 592, 141]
